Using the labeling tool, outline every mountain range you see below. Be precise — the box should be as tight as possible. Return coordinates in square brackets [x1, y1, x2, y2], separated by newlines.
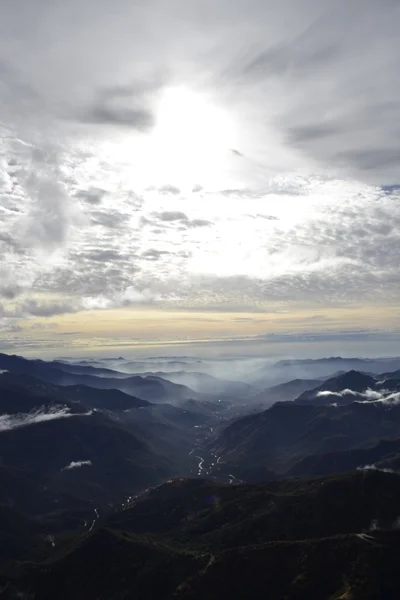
[2, 352, 400, 598]
[210, 368, 400, 481]
[0, 353, 198, 403]
[5, 470, 400, 599]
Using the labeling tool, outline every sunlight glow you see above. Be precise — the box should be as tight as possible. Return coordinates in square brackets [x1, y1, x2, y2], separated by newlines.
[150, 86, 237, 187]
[95, 85, 238, 191]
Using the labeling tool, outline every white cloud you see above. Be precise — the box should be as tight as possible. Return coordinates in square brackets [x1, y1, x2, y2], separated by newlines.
[317, 389, 383, 400]
[62, 460, 92, 470]
[317, 388, 400, 405]
[371, 392, 400, 405]
[357, 464, 395, 474]
[0, 405, 92, 432]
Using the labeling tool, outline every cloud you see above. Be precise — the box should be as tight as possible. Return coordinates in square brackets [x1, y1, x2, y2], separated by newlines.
[0, 323, 22, 333]
[20, 149, 84, 253]
[357, 464, 395, 474]
[154, 211, 189, 222]
[141, 249, 172, 261]
[219, 188, 263, 198]
[316, 389, 380, 400]
[2, 0, 400, 182]
[70, 82, 158, 131]
[76, 250, 129, 263]
[0, 137, 85, 304]
[82, 286, 159, 310]
[75, 188, 107, 205]
[19, 299, 81, 317]
[364, 392, 400, 405]
[30, 322, 57, 330]
[75, 104, 154, 130]
[0, 298, 81, 319]
[223, 1, 400, 184]
[317, 388, 400, 405]
[0, 0, 399, 349]
[158, 185, 181, 195]
[0, 284, 24, 301]
[90, 210, 128, 229]
[187, 219, 211, 228]
[151, 211, 211, 228]
[0, 405, 92, 433]
[0, 232, 22, 253]
[63, 460, 92, 470]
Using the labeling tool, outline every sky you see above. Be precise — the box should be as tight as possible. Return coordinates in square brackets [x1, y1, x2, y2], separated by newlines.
[0, 0, 399, 358]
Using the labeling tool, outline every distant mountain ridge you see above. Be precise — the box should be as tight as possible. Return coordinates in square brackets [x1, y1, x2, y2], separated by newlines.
[210, 367, 400, 481]
[0, 353, 198, 402]
[251, 377, 323, 405]
[294, 370, 377, 405]
[252, 356, 400, 386]
[141, 370, 256, 397]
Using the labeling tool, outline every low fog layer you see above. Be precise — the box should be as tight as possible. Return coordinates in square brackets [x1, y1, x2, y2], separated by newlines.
[59, 354, 400, 392]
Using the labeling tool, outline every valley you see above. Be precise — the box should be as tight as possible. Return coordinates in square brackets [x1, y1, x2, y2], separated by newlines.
[1, 352, 400, 598]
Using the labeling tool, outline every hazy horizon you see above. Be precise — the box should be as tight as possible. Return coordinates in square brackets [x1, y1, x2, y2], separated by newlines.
[6, 332, 400, 363]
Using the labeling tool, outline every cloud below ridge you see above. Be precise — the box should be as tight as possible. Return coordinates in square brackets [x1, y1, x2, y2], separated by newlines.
[63, 460, 93, 470]
[0, 405, 92, 432]
[317, 388, 400, 405]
